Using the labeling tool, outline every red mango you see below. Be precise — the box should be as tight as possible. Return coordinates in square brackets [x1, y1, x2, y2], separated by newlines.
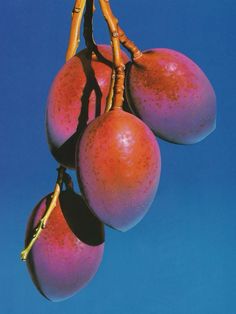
[76, 109, 161, 231]
[25, 190, 104, 302]
[46, 45, 129, 168]
[125, 49, 216, 144]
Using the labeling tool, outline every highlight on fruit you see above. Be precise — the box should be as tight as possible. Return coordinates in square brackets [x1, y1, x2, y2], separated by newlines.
[20, 0, 217, 302]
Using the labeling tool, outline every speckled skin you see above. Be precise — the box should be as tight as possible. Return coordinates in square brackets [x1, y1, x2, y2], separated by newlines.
[25, 190, 104, 302]
[125, 49, 216, 144]
[77, 109, 161, 231]
[46, 45, 128, 168]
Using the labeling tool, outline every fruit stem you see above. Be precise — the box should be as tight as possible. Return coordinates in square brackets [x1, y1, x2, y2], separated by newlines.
[63, 172, 74, 191]
[20, 166, 66, 261]
[99, 0, 125, 110]
[65, 0, 87, 61]
[118, 27, 142, 60]
[105, 68, 115, 112]
[91, 1, 114, 113]
[105, 24, 142, 111]
[83, 0, 96, 50]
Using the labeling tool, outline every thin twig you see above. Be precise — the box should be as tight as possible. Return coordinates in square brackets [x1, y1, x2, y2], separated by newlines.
[20, 166, 66, 261]
[66, 0, 87, 61]
[105, 68, 115, 112]
[99, 0, 125, 110]
[118, 26, 142, 60]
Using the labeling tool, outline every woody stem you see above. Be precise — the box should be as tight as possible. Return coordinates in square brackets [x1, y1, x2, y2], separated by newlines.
[20, 166, 66, 261]
[66, 0, 86, 61]
[99, 0, 125, 110]
[118, 26, 142, 60]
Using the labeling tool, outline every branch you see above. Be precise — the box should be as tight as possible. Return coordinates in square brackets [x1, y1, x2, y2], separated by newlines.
[99, 0, 125, 110]
[105, 68, 115, 112]
[118, 26, 142, 60]
[20, 166, 66, 261]
[65, 0, 87, 61]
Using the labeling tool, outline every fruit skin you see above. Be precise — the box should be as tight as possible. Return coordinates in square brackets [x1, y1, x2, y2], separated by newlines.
[46, 45, 129, 168]
[125, 48, 216, 144]
[76, 109, 161, 231]
[25, 190, 104, 302]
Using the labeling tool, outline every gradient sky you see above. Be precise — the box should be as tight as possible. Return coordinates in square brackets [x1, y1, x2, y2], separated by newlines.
[1, 1, 236, 313]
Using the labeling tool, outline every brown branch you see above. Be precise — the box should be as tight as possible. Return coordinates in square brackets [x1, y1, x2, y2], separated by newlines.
[20, 166, 66, 261]
[118, 26, 142, 60]
[65, 0, 87, 61]
[105, 68, 115, 112]
[90, 1, 115, 112]
[99, 0, 125, 110]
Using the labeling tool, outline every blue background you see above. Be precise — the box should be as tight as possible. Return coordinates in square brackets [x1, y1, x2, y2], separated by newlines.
[1, 0, 235, 313]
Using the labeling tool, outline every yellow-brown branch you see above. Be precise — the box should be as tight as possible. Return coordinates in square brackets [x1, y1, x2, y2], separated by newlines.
[105, 68, 115, 112]
[99, 0, 125, 110]
[118, 26, 142, 60]
[20, 166, 66, 261]
[66, 0, 86, 61]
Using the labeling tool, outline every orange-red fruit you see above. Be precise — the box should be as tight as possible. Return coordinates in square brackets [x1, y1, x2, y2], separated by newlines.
[46, 45, 129, 168]
[76, 109, 161, 231]
[25, 190, 104, 302]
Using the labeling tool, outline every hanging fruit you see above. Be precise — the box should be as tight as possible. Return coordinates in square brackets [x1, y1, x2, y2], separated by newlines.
[125, 48, 216, 144]
[75, 0, 161, 231]
[20, 0, 217, 302]
[46, 45, 129, 168]
[22, 168, 104, 301]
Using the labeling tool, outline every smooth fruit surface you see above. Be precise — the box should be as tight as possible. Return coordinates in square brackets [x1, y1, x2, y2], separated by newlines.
[46, 45, 128, 168]
[25, 190, 104, 302]
[77, 109, 161, 231]
[126, 48, 216, 144]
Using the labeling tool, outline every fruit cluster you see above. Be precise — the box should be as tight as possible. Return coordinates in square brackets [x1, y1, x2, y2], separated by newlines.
[21, 0, 216, 302]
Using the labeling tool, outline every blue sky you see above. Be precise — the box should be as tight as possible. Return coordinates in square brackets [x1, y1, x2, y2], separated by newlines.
[1, 1, 236, 313]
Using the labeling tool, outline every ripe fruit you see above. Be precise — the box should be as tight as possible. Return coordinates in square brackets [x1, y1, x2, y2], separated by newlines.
[25, 189, 104, 302]
[46, 45, 129, 168]
[76, 109, 161, 231]
[125, 48, 216, 144]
